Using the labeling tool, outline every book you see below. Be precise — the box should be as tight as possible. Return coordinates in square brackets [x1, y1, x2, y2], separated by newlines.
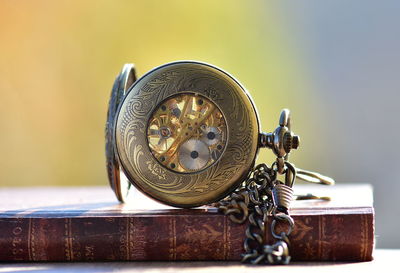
[0, 184, 374, 262]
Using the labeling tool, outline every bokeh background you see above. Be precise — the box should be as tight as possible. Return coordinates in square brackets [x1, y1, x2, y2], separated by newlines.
[1, 0, 399, 248]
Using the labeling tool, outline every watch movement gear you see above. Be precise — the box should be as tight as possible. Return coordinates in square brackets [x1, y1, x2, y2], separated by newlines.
[147, 92, 227, 173]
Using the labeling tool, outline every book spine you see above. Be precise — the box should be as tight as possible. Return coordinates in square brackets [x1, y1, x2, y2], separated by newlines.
[0, 213, 374, 262]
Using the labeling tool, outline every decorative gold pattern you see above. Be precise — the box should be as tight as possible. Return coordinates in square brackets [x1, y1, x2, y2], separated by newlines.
[360, 213, 368, 261]
[130, 217, 146, 260]
[169, 217, 177, 260]
[115, 62, 259, 207]
[64, 218, 73, 261]
[28, 218, 33, 261]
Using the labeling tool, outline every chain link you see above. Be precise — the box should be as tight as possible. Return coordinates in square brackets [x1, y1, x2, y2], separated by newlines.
[215, 163, 295, 265]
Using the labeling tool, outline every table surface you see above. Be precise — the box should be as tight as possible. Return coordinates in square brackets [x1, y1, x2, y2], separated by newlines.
[0, 249, 397, 273]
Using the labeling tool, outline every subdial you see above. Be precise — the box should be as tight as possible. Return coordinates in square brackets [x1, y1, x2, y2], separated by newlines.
[201, 126, 222, 146]
[178, 139, 210, 171]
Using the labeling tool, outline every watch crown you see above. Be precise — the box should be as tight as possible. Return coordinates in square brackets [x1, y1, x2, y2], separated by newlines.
[260, 109, 300, 170]
[283, 132, 300, 153]
[292, 135, 300, 150]
[283, 132, 292, 153]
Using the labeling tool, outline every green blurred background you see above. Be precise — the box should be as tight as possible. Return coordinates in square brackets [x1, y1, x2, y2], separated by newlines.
[1, 0, 399, 248]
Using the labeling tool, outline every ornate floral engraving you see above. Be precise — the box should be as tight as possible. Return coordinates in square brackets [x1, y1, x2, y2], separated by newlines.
[146, 160, 166, 180]
[115, 62, 259, 206]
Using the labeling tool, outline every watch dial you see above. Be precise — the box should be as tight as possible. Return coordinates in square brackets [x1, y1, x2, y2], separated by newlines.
[147, 93, 227, 173]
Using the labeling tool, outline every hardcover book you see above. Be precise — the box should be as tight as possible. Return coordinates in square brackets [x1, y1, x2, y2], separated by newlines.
[0, 184, 374, 262]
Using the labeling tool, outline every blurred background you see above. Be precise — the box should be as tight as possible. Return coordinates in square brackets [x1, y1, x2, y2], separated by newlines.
[0, 0, 399, 248]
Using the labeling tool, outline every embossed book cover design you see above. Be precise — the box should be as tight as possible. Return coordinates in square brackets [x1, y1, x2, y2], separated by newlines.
[0, 185, 374, 261]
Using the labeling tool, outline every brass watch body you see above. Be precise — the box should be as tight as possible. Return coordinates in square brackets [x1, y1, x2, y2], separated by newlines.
[112, 61, 260, 207]
[106, 61, 334, 208]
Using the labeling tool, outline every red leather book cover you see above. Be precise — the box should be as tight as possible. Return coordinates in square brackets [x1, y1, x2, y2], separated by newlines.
[0, 184, 374, 262]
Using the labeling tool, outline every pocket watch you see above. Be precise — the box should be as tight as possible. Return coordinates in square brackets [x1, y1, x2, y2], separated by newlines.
[106, 61, 334, 264]
[106, 61, 334, 207]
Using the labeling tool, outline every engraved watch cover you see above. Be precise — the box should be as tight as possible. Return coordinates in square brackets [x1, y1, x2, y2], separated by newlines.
[114, 61, 260, 207]
[106, 64, 136, 202]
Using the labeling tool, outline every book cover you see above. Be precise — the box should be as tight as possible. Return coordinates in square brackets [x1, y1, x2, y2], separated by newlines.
[0, 184, 374, 262]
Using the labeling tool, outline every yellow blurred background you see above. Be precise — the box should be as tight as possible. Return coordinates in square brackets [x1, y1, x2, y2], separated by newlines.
[0, 0, 323, 187]
[2, 1, 399, 248]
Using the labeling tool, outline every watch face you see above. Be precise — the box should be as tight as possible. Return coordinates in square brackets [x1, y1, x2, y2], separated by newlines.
[147, 93, 227, 173]
[114, 61, 260, 207]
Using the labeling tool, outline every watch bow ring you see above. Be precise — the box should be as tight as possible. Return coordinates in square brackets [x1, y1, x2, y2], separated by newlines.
[105, 61, 334, 207]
